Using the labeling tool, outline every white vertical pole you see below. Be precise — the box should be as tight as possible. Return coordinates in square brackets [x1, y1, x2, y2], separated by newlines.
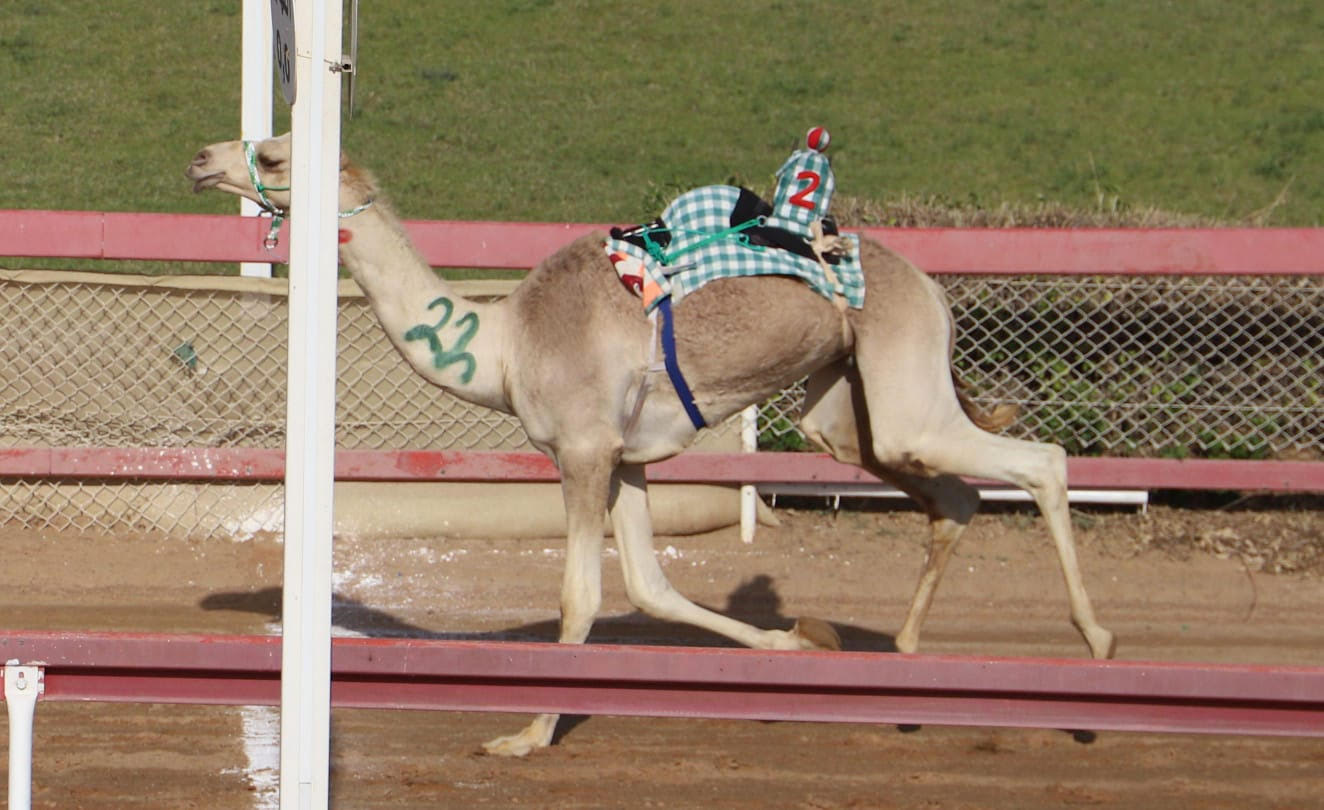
[5, 663, 43, 810]
[279, 0, 341, 807]
[739, 405, 758, 544]
[240, 0, 274, 278]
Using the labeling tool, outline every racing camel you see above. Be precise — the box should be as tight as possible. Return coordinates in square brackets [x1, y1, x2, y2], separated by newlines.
[187, 132, 1115, 756]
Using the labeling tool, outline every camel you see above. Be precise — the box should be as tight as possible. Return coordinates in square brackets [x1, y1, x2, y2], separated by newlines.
[186, 132, 1115, 756]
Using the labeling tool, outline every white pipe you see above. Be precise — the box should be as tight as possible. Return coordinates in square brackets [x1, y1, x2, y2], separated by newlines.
[280, 0, 341, 807]
[240, 0, 274, 278]
[739, 405, 758, 544]
[5, 663, 43, 810]
[761, 483, 1149, 507]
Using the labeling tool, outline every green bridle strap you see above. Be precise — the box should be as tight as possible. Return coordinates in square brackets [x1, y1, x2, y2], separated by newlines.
[243, 140, 290, 204]
[244, 140, 290, 249]
[242, 139, 374, 249]
[338, 200, 375, 219]
[640, 216, 766, 267]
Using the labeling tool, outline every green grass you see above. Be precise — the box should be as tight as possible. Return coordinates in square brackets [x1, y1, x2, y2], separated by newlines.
[3, 0, 1323, 241]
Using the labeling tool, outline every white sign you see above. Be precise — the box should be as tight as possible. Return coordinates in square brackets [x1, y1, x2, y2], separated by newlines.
[270, 0, 296, 104]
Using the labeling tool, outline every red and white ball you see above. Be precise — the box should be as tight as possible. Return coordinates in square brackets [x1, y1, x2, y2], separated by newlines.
[806, 126, 831, 153]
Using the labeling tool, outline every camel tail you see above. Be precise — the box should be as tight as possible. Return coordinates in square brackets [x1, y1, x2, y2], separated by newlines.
[931, 274, 1018, 432]
[952, 369, 1019, 432]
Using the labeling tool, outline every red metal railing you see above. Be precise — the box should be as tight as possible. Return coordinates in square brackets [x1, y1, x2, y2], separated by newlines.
[1, 447, 1322, 491]
[3, 630, 1322, 737]
[5, 209, 1324, 273]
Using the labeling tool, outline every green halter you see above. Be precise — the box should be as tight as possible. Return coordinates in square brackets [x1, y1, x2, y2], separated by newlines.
[242, 139, 374, 249]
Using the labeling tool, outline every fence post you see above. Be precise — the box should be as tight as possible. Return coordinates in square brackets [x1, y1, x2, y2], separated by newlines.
[5, 662, 44, 810]
[239, 0, 273, 279]
[279, 1, 342, 807]
[740, 405, 758, 544]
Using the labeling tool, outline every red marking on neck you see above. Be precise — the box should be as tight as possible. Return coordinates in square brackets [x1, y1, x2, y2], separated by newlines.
[338, 228, 352, 244]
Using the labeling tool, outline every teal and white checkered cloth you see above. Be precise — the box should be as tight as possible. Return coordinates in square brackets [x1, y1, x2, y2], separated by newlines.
[607, 184, 864, 311]
[771, 149, 835, 237]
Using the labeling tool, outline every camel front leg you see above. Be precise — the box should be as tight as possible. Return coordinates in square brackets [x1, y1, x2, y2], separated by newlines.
[482, 447, 613, 757]
[610, 464, 840, 651]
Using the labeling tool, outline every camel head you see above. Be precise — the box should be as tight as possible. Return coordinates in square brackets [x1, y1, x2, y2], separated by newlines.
[186, 132, 378, 216]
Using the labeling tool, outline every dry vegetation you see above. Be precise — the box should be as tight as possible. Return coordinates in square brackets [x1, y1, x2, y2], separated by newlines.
[1083, 497, 1324, 576]
[834, 193, 1229, 229]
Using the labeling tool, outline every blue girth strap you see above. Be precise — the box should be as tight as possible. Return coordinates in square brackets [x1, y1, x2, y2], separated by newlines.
[656, 297, 706, 430]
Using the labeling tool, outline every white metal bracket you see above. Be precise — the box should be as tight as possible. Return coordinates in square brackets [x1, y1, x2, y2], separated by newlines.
[5, 661, 45, 810]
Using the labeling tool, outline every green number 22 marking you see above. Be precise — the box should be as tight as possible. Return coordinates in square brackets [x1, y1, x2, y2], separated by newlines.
[403, 296, 480, 384]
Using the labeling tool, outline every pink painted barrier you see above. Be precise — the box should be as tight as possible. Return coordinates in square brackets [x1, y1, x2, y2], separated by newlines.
[1, 448, 1322, 492]
[5, 209, 1324, 274]
[2, 630, 1321, 737]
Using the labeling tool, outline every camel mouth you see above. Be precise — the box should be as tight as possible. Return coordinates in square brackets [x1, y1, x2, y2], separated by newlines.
[188, 171, 225, 193]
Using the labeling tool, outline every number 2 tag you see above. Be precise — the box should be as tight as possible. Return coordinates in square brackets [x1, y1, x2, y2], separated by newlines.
[788, 170, 821, 210]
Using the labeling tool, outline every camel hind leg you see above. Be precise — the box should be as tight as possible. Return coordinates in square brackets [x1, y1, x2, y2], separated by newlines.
[886, 473, 980, 654]
[855, 280, 1113, 658]
[820, 264, 1115, 659]
[890, 422, 1117, 659]
[801, 361, 982, 655]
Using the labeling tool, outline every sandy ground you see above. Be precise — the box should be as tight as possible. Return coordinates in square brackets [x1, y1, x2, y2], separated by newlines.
[1, 500, 1321, 809]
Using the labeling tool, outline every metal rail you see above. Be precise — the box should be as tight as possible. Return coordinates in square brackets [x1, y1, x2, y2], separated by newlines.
[1, 448, 1321, 492]
[4, 208, 1324, 274]
[3, 630, 1322, 737]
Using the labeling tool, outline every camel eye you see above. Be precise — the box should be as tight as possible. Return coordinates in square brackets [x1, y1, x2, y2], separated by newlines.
[258, 154, 285, 171]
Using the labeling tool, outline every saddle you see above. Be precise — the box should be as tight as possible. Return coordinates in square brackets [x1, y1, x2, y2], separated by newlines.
[609, 187, 843, 267]
[605, 129, 862, 433]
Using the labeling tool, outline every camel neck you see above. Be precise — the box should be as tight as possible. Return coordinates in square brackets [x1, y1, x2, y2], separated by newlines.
[336, 204, 510, 413]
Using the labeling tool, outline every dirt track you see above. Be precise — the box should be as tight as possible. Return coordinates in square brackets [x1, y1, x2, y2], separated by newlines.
[1, 502, 1321, 809]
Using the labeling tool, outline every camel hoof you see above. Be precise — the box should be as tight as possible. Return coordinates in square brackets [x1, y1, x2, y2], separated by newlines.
[1090, 628, 1118, 660]
[792, 617, 842, 651]
[893, 635, 918, 655]
[481, 734, 537, 758]
[1076, 621, 1117, 660]
[481, 714, 557, 757]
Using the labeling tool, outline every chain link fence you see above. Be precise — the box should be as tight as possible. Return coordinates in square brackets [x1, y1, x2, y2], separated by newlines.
[0, 271, 739, 536]
[754, 274, 1321, 460]
[0, 272, 537, 451]
[2, 269, 1320, 537]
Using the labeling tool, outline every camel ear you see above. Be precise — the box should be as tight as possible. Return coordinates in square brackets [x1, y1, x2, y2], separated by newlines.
[340, 151, 350, 170]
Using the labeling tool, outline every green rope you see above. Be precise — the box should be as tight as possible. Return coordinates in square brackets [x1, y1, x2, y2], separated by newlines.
[244, 140, 291, 203]
[641, 216, 766, 266]
[338, 200, 375, 219]
[243, 139, 374, 248]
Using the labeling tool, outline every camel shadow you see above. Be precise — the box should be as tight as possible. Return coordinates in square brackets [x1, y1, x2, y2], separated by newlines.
[200, 574, 900, 748]
[199, 573, 897, 650]
[199, 587, 432, 638]
[198, 581, 1095, 745]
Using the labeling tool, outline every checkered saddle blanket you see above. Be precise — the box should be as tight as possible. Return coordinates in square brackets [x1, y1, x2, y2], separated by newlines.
[606, 185, 865, 313]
